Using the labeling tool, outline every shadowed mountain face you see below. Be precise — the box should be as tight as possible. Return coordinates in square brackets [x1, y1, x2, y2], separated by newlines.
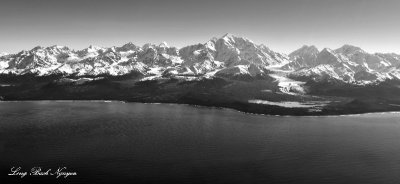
[1, 34, 400, 115]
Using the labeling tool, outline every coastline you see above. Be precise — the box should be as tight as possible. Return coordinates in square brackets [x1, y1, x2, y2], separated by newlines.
[1, 99, 400, 118]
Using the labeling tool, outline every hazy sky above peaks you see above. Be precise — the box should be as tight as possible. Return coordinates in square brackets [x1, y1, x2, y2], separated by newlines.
[1, 0, 400, 54]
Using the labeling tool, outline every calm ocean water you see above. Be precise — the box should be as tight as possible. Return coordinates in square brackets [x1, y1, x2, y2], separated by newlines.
[1, 101, 400, 184]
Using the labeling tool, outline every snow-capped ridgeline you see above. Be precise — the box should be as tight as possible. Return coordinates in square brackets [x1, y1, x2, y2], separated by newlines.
[286, 45, 400, 83]
[1, 34, 400, 84]
[0, 34, 289, 77]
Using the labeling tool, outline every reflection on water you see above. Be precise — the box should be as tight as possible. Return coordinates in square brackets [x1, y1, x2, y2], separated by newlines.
[1, 101, 400, 184]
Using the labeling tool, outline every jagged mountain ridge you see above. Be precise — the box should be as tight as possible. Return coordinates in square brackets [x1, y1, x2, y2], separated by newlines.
[287, 45, 400, 83]
[0, 34, 289, 78]
[1, 34, 400, 84]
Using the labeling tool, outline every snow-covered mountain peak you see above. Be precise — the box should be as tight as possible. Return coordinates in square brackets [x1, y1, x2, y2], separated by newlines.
[142, 43, 156, 50]
[301, 45, 318, 52]
[289, 45, 319, 57]
[283, 45, 320, 70]
[87, 45, 103, 50]
[47, 45, 68, 49]
[212, 34, 289, 67]
[317, 48, 343, 63]
[159, 41, 169, 48]
[78, 45, 105, 55]
[216, 33, 254, 47]
[220, 33, 237, 45]
[45, 45, 70, 53]
[31, 46, 45, 51]
[320, 48, 334, 53]
[335, 44, 365, 55]
[74, 45, 105, 58]
[123, 42, 135, 46]
[221, 33, 235, 39]
[118, 42, 138, 52]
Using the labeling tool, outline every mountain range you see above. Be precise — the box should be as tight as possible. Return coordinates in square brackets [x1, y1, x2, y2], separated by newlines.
[1, 34, 400, 115]
[1, 33, 400, 84]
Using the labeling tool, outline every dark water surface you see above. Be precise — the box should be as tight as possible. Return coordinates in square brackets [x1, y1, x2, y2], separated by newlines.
[1, 101, 400, 184]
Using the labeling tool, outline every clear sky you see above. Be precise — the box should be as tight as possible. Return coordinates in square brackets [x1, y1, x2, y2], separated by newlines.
[1, 0, 400, 54]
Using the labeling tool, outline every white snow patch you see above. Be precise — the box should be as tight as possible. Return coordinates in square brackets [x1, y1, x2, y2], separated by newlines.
[0, 52, 9, 57]
[248, 99, 328, 108]
[269, 74, 306, 95]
